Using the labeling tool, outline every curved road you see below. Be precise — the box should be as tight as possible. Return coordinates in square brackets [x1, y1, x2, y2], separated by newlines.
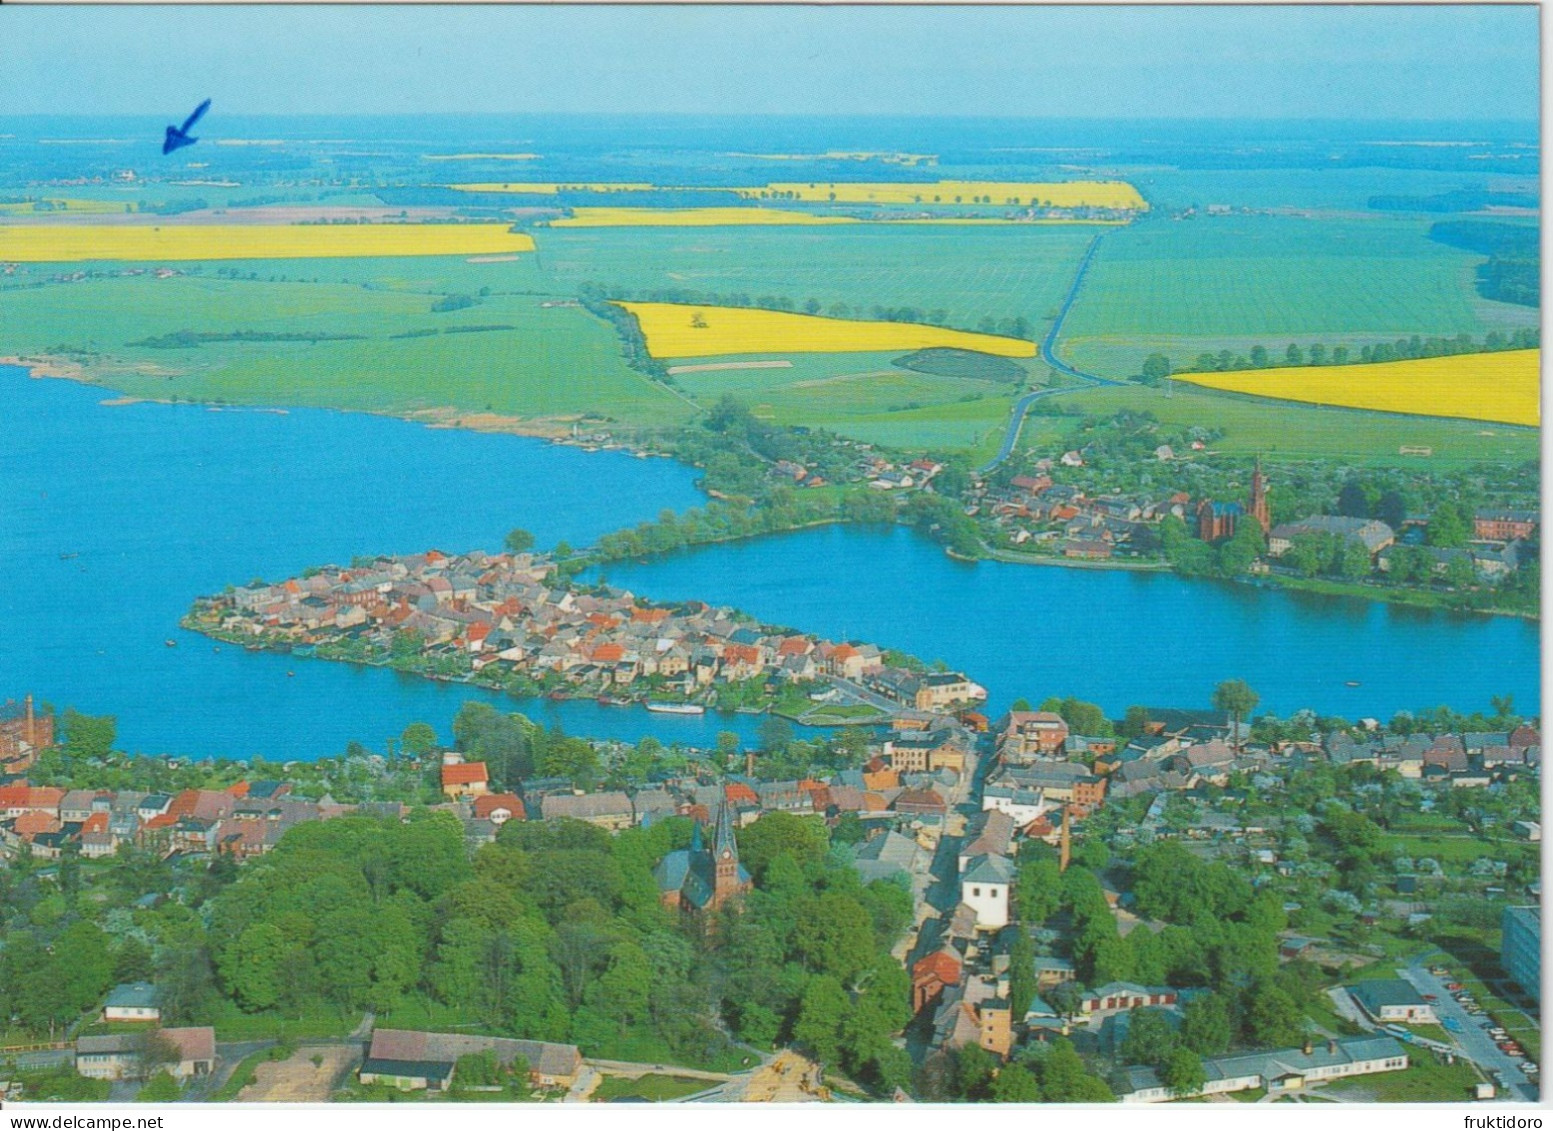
[980, 233, 1119, 473]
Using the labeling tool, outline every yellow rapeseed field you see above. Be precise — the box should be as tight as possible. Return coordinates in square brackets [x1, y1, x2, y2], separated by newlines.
[0, 224, 535, 262]
[741, 180, 1148, 209]
[1175, 350, 1540, 427]
[619, 302, 1037, 360]
[551, 207, 858, 227]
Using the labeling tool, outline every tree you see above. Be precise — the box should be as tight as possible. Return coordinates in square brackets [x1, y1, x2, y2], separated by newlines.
[991, 1063, 1043, 1101]
[1161, 1048, 1206, 1098]
[1212, 680, 1258, 752]
[59, 709, 116, 760]
[1120, 1008, 1178, 1067]
[793, 975, 848, 1065]
[1120, 705, 1151, 739]
[1180, 992, 1233, 1056]
[1427, 501, 1471, 549]
[400, 721, 438, 758]
[1337, 478, 1371, 519]
[136, 1071, 181, 1103]
[1140, 354, 1172, 385]
[504, 528, 535, 554]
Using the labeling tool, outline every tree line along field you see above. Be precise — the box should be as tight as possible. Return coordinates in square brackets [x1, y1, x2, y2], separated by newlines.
[1058, 215, 1540, 381]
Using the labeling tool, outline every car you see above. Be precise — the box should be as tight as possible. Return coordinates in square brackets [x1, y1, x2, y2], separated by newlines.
[1446, 983, 1465, 991]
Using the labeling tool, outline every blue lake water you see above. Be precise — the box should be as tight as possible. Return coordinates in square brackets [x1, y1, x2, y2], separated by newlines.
[594, 525, 1541, 724]
[0, 365, 1540, 760]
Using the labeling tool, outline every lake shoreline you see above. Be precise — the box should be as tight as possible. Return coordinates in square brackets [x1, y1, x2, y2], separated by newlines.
[14, 352, 1536, 622]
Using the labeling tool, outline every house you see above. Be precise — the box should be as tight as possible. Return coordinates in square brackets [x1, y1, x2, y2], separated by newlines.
[160, 1027, 217, 1080]
[75, 1034, 147, 1081]
[440, 761, 489, 799]
[1118, 1035, 1408, 1103]
[1349, 979, 1437, 1025]
[471, 793, 525, 824]
[957, 809, 1015, 871]
[998, 711, 1069, 761]
[359, 1029, 583, 1091]
[103, 982, 160, 1023]
[853, 830, 923, 886]
[1033, 956, 1077, 989]
[960, 854, 1016, 930]
[539, 791, 633, 830]
[1268, 516, 1395, 558]
[1081, 982, 1179, 1016]
[893, 787, 947, 817]
[912, 946, 963, 1012]
[981, 783, 1048, 827]
[1474, 509, 1538, 542]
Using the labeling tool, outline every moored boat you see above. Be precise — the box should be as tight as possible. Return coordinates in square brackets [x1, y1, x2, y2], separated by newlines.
[646, 701, 705, 715]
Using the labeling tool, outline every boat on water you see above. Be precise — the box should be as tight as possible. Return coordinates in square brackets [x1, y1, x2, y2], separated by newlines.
[1345, 680, 1361, 688]
[164, 639, 177, 648]
[646, 702, 706, 716]
[597, 696, 632, 707]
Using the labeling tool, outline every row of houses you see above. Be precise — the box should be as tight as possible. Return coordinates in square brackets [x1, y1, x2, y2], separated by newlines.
[975, 471, 1191, 562]
[1117, 1034, 1409, 1102]
[197, 549, 983, 714]
[0, 779, 337, 860]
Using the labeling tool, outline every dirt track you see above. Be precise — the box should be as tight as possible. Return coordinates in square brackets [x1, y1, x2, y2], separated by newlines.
[238, 1044, 358, 1102]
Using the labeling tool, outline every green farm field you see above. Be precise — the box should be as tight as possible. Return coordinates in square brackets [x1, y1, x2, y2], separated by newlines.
[672, 350, 1023, 449]
[534, 224, 1093, 331]
[1057, 384, 1540, 466]
[0, 272, 691, 425]
[1060, 215, 1539, 380]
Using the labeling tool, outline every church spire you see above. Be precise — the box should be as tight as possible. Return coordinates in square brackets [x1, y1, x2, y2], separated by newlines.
[711, 800, 743, 909]
[713, 800, 738, 862]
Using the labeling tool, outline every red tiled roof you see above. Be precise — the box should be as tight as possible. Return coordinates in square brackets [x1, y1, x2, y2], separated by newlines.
[472, 793, 525, 820]
[441, 762, 489, 786]
[724, 782, 758, 806]
[912, 948, 961, 986]
[592, 643, 625, 664]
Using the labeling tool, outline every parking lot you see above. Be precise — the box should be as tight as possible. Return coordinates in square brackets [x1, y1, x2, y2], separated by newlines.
[1401, 961, 1539, 1102]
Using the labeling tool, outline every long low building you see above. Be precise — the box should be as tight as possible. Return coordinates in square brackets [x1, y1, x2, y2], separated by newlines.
[1118, 1035, 1409, 1103]
[358, 1028, 583, 1091]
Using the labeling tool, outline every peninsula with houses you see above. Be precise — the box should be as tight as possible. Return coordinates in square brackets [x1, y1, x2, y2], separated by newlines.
[183, 549, 987, 725]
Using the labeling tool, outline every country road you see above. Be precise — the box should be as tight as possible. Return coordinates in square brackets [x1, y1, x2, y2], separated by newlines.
[980, 233, 1120, 473]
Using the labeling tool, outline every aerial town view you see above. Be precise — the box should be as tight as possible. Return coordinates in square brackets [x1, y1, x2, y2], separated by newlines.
[0, 3, 1541, 1118]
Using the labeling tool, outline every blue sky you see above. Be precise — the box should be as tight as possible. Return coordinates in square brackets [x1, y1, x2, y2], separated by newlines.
[0, 5, 1538, 120]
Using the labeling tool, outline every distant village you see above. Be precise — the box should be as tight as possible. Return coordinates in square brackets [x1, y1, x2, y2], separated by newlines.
[183, 549, 987, 721]
[974, 453, 1538, 580]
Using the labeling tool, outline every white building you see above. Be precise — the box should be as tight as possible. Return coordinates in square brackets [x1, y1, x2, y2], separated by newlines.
[959, 854, 1016, 930]
[982, 783, 1048, 827]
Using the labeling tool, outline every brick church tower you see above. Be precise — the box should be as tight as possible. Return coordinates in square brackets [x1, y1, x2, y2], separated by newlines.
[711, 801, 745, 910]
[1249, 459, 1271, 535]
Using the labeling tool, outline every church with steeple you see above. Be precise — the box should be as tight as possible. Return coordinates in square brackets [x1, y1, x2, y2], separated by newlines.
[652, 802, 752, 915]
